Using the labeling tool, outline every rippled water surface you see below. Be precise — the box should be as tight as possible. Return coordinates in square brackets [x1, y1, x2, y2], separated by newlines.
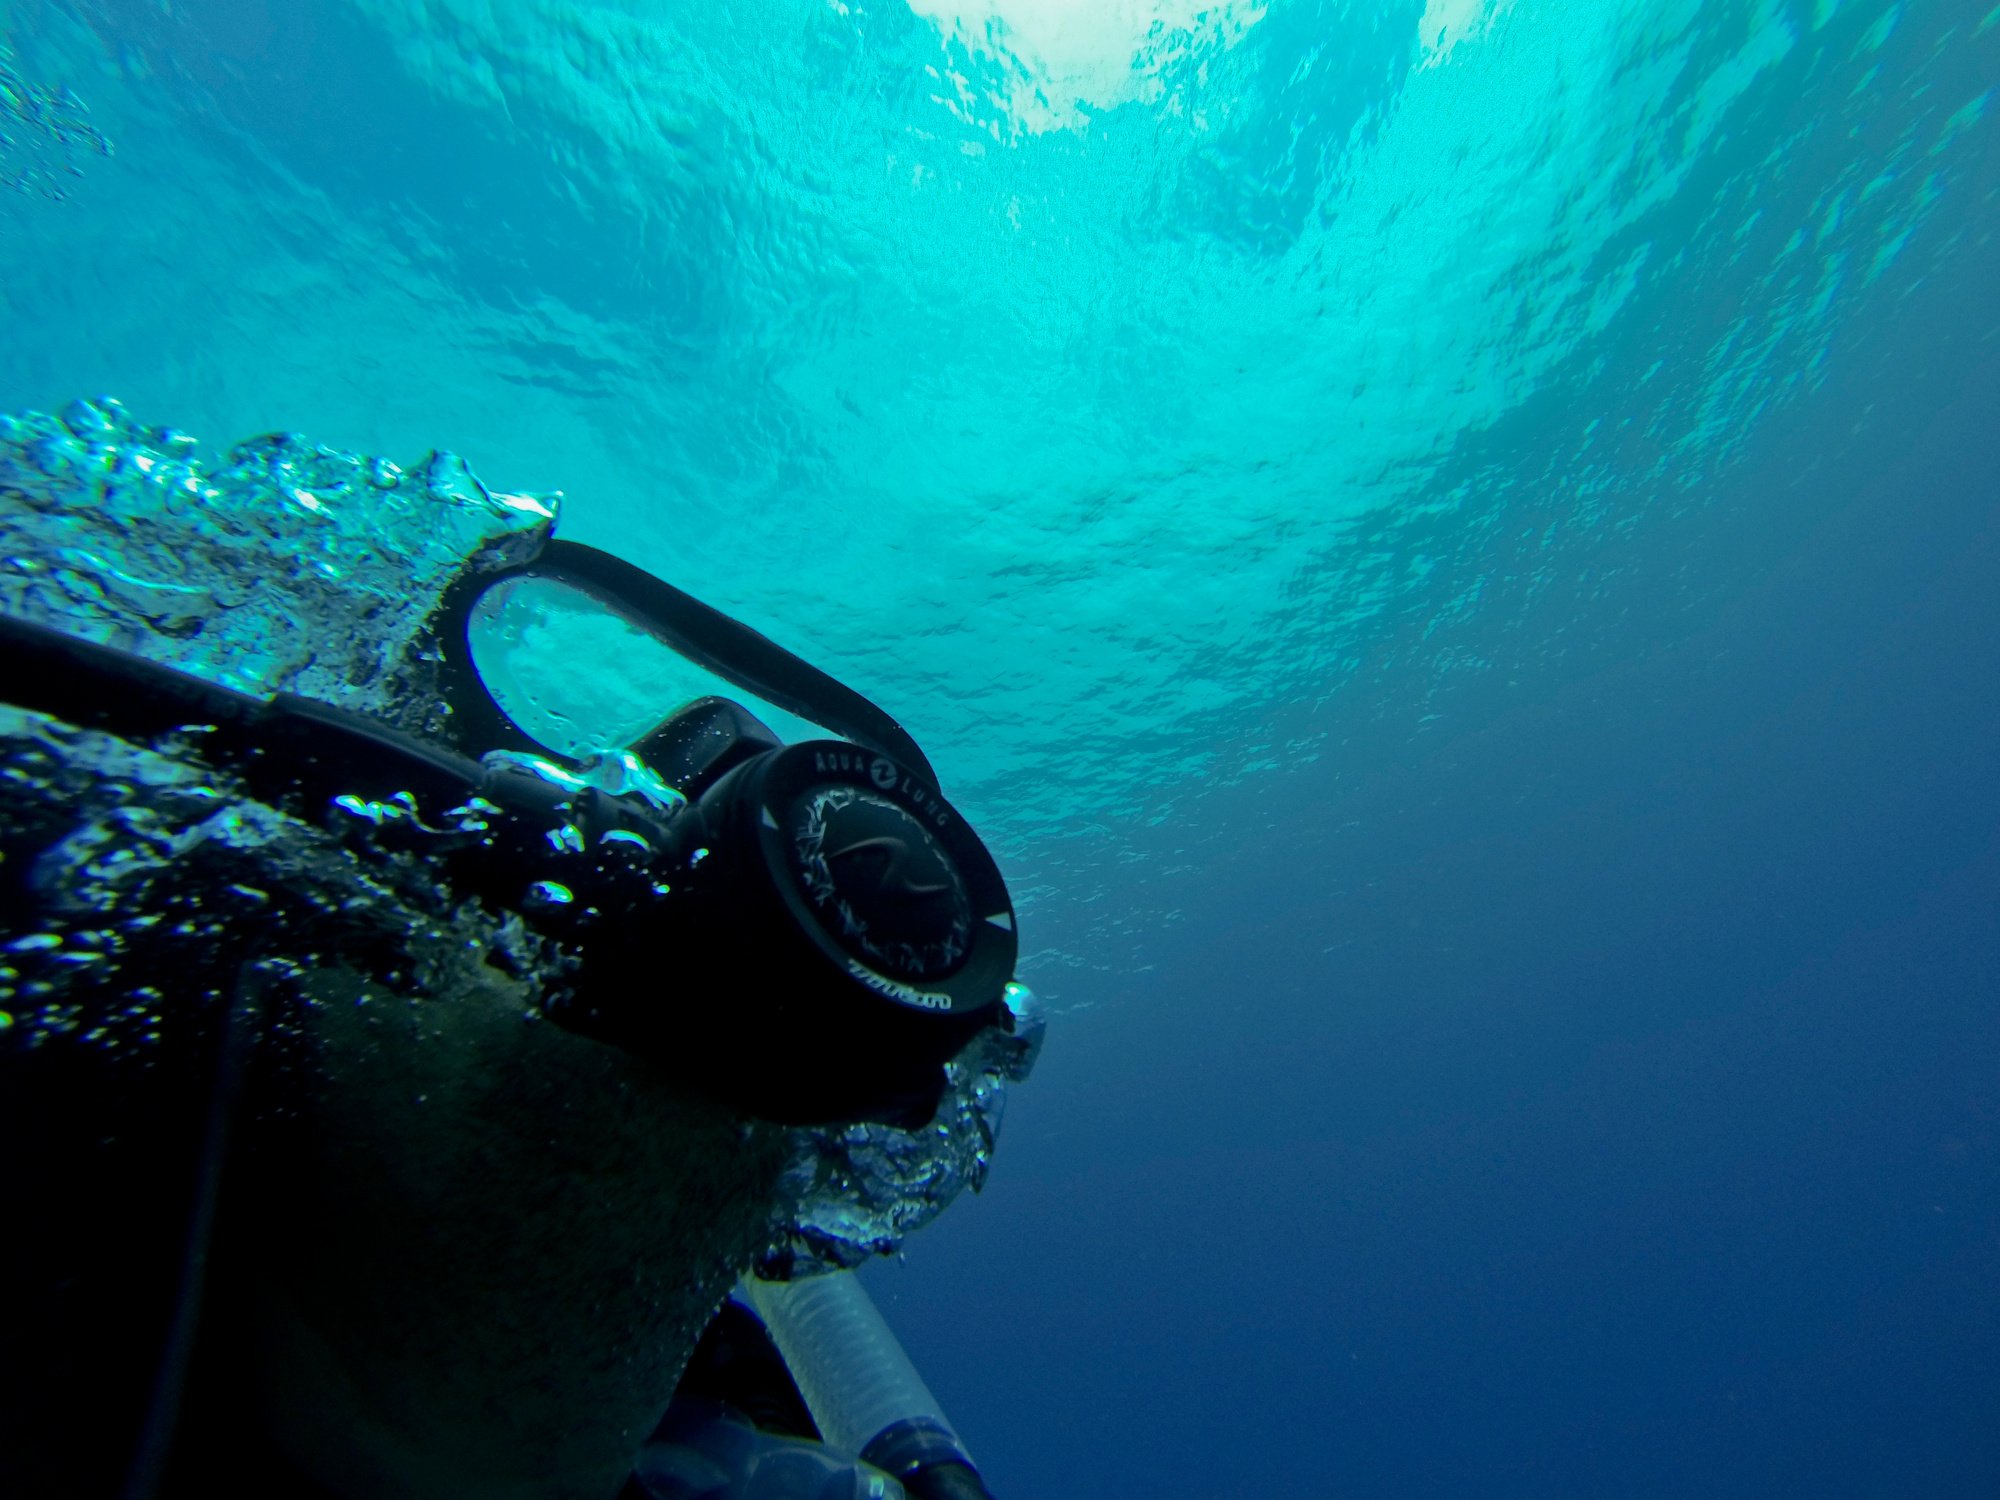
[7, 3, 1983, 841]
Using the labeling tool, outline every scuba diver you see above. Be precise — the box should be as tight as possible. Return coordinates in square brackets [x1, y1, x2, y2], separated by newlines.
[0, 401, 1038, 1499]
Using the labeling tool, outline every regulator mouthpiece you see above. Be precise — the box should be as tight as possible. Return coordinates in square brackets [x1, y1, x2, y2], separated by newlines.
[545, 730, 1016, 1126]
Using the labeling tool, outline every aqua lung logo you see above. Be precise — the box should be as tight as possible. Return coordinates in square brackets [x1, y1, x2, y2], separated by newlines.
[846, 958, 953, 1011]
[811, 747, 953, 830]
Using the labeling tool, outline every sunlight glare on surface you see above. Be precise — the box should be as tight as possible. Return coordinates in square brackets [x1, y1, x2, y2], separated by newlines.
[900, 0, 1268, 132]
[1418, 0, 1515, 68]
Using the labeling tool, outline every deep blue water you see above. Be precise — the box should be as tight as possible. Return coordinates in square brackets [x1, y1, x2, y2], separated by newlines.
[5, 0, 1998, 1495]
[868, 295, 2000, 1496]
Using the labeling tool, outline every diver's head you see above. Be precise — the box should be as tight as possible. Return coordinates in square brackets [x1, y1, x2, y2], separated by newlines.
[210, 538, 1028, 1495]
[0, 435, 1030, 1500]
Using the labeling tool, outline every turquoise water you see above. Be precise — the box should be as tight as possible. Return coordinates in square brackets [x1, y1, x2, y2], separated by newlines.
[8, 3, 1983, 852]
[5, 2, 1997, 1496]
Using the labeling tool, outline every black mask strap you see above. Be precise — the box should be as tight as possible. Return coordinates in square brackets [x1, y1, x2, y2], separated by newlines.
[424, 541, 941, 788]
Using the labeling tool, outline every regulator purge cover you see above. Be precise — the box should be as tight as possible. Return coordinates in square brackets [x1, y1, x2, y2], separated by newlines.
[745, 743, 1015, 1019]
[652, 743, 1017, 1125]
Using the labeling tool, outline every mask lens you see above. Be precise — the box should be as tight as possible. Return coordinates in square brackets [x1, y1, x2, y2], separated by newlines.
[467, 574, 831, 756]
